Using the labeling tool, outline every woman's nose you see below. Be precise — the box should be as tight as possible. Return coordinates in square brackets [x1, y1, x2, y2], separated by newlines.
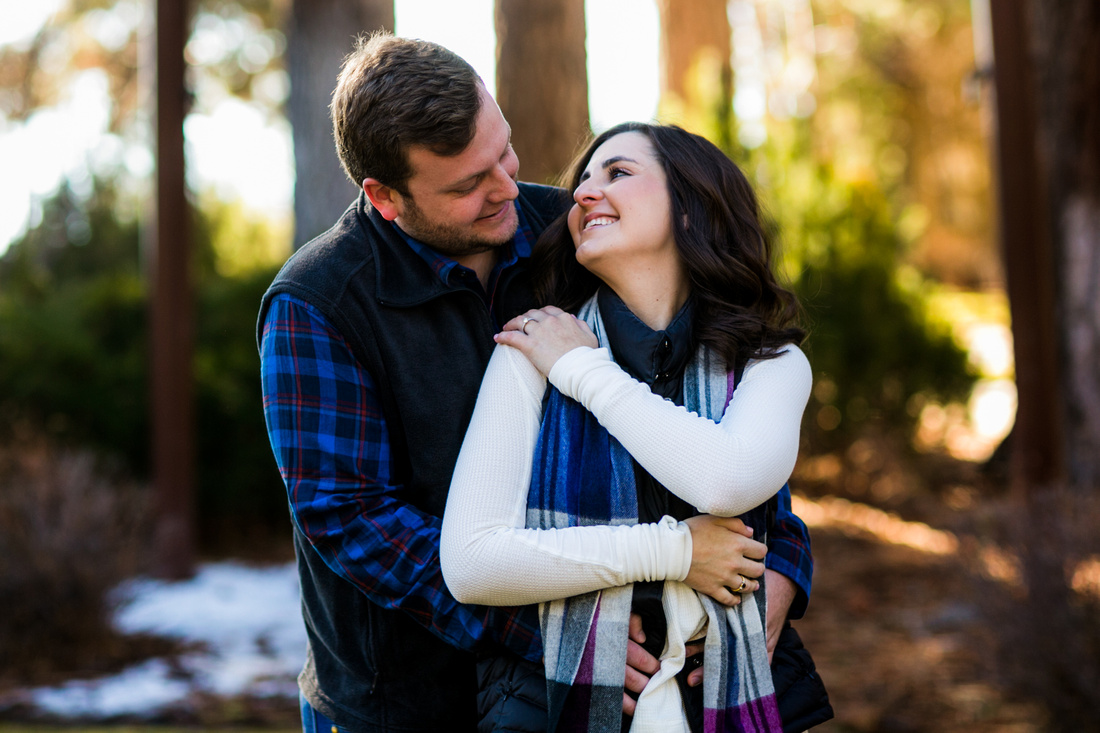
[573, 180, 602, 205]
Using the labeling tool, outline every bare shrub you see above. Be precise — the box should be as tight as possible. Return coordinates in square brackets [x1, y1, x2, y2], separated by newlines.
[968, 486, 1100, 731]
[0, 435, 150, 683]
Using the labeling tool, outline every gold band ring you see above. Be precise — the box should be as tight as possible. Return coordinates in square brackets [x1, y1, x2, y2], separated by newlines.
[735, 575, 748, 593]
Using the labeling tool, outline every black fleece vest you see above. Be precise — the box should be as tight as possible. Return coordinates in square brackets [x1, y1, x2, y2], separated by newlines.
[257, 183, 569, 732]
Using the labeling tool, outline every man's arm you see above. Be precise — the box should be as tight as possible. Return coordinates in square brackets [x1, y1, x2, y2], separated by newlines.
[766, 484, 813, 616]
[682, 484, 812, 686]
[763, 484, 813, 658]
[260, 294, 541, 661]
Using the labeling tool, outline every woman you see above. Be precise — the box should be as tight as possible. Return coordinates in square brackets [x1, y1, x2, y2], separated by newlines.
[441, 123, 812, 732]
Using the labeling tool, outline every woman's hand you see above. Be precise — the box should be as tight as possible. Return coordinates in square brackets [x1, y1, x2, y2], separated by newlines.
[682, 515, 766, 606]
[496, 306, 598, 376]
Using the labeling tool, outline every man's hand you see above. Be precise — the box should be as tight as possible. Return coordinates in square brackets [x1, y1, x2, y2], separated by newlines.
[764, 569, 797, 663]
[685, 640, 705, 687]
[623, 613, 659, 716]
[682, 515, 767, 606]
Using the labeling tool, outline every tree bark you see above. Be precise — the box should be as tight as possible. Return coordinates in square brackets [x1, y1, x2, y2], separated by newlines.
[495, 0, 589, 185]
[287, 0, 394, 249]
[1026, 0, 1100, 487]
[990, 0, 1100, 489]
[656, 0, 732, 146]
[151, 0, 195, 579]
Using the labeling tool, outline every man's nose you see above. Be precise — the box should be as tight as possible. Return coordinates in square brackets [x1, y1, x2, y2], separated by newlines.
[488, 164, 519, 202]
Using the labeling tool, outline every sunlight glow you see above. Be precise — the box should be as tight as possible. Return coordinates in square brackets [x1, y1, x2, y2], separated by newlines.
[0, 0, 660, 256]
[795, 494, 1100, 601]
[0, 0, 65, 47]
[184, 99, 294, 215]
[1072, 557, 1100, 599]
[792, 495, 959, 555]
[585, 0, 660, 131]
[395, 0, 497, 91]
[394, 0, 660, 132]
[0, 69, 114, 244]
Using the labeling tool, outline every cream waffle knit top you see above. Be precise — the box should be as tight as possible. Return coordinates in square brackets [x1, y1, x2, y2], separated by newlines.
[440, 343, 811, 606]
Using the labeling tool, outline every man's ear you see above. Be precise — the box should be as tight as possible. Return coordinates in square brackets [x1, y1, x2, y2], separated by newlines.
[362, 178, 403, 221]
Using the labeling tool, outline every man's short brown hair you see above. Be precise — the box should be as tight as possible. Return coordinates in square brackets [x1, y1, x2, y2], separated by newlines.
[330, 33, 483, 194]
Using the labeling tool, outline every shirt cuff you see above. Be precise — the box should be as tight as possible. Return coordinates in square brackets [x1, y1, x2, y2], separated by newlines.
[765, 550, 811, 619]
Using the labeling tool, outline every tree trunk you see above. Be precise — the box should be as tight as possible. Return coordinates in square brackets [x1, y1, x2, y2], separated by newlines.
[656, 0, 732, 147]
[991, 0, 1100, 489]
[495, 0, 588, 185]
[989, 0, 1064, 490]
[1027, 0, 1100, 487]
[151, 0, 195, 579]
[287, 0, 394, 249]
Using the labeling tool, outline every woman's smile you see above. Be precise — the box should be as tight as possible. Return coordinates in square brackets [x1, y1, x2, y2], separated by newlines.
[582, 214, 618, 231]
[568, 131, 677, 277]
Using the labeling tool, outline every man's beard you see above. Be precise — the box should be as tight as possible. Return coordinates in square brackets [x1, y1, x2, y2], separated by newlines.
[399, 196, 518, 258]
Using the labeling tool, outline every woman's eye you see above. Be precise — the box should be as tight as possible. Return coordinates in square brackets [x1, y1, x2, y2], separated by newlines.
[608, 167, 629, 180]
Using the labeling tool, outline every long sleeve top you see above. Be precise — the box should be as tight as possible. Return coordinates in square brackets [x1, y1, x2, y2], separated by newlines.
[440, 341, 813, 606]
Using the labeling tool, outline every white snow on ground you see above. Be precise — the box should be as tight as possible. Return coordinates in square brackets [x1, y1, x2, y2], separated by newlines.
[26, 561, 306, 718]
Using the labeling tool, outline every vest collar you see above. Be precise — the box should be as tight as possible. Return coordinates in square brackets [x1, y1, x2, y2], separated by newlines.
[598, 286, 695, 385]
[358, 193, 469, 307]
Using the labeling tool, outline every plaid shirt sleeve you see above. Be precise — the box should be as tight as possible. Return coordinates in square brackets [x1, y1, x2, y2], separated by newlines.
[260, 294, 542, 661]
[766, 483, 813, 619]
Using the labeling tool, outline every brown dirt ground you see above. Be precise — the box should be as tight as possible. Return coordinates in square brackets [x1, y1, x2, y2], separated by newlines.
[789, 437, 1051, 732]
[794, 528, 1044, 732]
[1, 437, 1063, 731]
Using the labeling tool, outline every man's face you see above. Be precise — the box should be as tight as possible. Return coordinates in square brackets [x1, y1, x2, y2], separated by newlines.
[393, 85, 520, 257]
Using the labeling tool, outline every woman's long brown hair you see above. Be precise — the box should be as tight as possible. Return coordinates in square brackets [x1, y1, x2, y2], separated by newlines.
[532, 122, 805, 368]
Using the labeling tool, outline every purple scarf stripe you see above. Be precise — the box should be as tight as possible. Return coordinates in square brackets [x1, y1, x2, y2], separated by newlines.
[530, 296, 782, 732]
[704, 694, 781, 733]
[573, 604, 600, 685]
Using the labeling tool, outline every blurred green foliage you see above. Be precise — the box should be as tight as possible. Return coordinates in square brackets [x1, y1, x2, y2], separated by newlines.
[1, 112, 979, 549]
[0, 182, 148, 465]
[0, 135, 977, 547]
[739, 122, 976, 452]
[0, 178, 288, 540]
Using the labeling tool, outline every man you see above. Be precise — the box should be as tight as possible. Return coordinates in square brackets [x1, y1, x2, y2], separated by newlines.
[258, 33, 815, 732]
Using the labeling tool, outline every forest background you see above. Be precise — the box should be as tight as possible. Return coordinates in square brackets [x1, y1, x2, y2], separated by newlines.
[0, 0, 1097, 730]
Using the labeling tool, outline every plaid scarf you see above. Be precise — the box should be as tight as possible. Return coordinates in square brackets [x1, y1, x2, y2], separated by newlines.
[527, 295, 782, 733]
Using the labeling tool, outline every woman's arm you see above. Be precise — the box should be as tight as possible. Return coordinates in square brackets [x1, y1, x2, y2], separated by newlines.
[440, 345, 695, 606]
[548, 345, 812, 516]
[497, 308, 812, 516]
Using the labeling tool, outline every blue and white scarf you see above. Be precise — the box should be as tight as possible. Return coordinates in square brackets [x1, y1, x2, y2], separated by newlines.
[527, 295, 782, 732]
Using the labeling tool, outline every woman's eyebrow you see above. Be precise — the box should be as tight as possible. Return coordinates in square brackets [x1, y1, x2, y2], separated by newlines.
[600, 155, 638, 169]
[579, 154, 639, 183]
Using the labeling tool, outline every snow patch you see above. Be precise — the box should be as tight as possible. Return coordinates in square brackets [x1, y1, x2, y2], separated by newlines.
[24, 561, 306, 719]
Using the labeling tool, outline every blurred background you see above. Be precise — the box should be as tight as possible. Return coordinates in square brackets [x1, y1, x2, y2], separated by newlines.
[1, 0, 1097, 730]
